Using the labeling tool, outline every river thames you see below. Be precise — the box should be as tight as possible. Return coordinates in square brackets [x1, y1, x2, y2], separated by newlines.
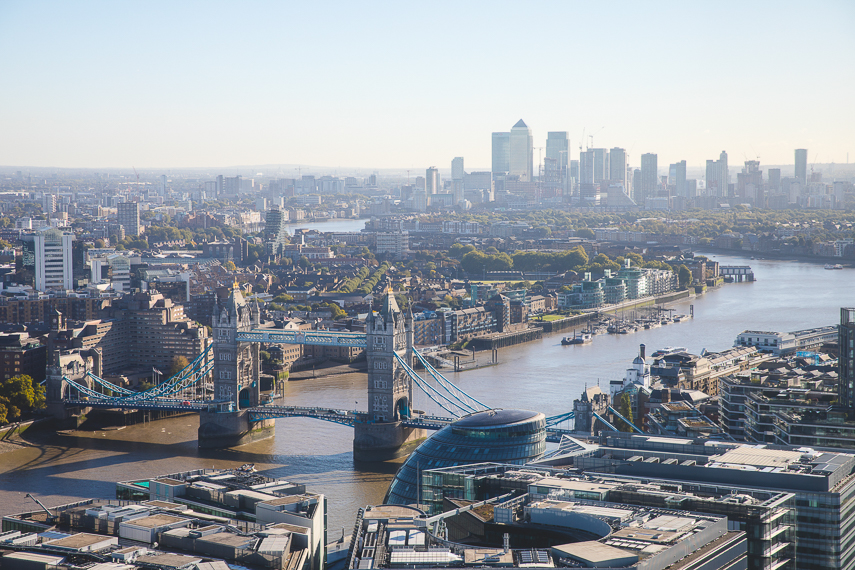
[0, 247, 853, 535]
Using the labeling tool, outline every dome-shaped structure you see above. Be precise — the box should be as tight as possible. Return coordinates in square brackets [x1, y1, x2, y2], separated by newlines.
[385, 409, 546, 506]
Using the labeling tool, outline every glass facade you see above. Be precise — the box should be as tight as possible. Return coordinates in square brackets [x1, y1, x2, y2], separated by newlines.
[385, 410, 546, 506]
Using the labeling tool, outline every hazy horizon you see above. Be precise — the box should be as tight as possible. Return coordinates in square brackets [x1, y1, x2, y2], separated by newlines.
[1, 1, 853, 170]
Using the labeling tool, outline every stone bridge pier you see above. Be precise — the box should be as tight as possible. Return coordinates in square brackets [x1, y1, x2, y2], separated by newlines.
[198, 286, 274, 448]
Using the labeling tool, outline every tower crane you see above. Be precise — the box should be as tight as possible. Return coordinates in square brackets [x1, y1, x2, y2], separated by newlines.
[589, 127, 605, 149]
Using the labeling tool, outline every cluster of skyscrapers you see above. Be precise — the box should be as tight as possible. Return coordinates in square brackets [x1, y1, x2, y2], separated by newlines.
[401, 118, 826, 211]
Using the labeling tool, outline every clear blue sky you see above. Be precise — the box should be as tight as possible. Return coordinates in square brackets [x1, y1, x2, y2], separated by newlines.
[0, 0, 853, 171]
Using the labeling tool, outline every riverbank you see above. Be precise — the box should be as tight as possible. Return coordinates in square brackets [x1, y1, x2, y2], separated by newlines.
[696, 247, 854, 267]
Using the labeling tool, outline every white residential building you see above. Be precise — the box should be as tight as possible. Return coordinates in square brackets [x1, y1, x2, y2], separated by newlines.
[24, 228, 74, 291]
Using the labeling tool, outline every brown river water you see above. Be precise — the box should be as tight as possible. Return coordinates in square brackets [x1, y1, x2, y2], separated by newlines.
[1, 252, 853, 533]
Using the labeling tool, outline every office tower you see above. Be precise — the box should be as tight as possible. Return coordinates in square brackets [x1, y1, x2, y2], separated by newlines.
[640, 153, 658, 202]
[839, 308, 855, 416]
[451, 157, 464, 181]
[545, 132, 569, 179]
[632, 169, 641, 203]
[21, 228, 74, 291]
[609, 148, 627, 185]
[451, 157, 465, 204]
[578, 149, 595, 185]
[737, 161, 763, 204]
[569, 160, 579, 182]
[671, 160, 687, 196]
[117, 201, 140, 237]
[686, 179, 698, 198]
[768, 168, 781, 192]
[159, 174, 167, 194]
[705, 151, 729, 197]
[491, 132, 509, 176]
[592, 148, 608, 182]
[425, 166, 440, 194]
[509, 119, 533, 181]
[216, 175, 224, 196]
[795, 148, 808, 184]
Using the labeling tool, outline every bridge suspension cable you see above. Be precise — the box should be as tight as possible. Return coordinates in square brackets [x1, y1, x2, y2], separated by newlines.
[62, 345, 213, 405]
[411, 349, 489, 413]
[606, 405, 643, 434]
[394, 353, 469, 417]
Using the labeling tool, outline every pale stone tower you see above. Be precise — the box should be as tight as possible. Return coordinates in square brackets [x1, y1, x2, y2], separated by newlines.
[366, 287, 413, 422]
[200, 284, 274, 448]
[212, 284, 261, 409]
[354, 287, 424, 461]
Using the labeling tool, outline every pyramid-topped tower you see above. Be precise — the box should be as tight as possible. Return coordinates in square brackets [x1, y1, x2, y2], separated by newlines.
[365, 286, 412, 422]
[355, 286, 424, 460]
[212, 284, 260, 408]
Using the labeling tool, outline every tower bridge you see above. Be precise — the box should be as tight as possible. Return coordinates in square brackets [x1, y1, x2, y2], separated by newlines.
[50, 286, 580, 461]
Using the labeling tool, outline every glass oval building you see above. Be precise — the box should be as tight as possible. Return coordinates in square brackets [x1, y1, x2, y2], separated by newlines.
[385, 409, 546, 506]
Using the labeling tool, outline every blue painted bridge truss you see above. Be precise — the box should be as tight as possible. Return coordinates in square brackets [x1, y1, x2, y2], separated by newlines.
[61, 330, 581, 442]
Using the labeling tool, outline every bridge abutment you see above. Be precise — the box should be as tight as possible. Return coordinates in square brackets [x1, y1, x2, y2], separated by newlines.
[198, 410, 275, 448]
[353, 421, 425, 462]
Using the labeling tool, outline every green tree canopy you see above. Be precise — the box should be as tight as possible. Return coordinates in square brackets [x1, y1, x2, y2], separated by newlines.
[169, 355, 190, 377]
[616, 392, 635, 432]
[0, 374, 46, 424]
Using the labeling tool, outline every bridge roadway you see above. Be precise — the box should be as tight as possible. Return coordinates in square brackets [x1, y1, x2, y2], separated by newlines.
[63, 400, 574, 442]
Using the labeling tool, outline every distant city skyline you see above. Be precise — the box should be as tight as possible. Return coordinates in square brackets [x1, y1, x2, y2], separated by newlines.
[0, 1, 852, 170]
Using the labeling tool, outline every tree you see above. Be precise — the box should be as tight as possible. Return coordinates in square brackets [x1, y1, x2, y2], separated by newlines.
[223, 260, 237, 271]
[678, 265, 692, 289]
[576, 228, 595, 239]
[169, 355, 190, 377]
[616, 392, 635, 432]
[298, 256, 311, 269]
[0, 374, 45, 424]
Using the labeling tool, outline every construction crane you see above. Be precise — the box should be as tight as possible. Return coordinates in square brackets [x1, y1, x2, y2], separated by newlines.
[132, 166, 140, 193]
[589, 126, 605, 149]
[579, 127, 586, 152]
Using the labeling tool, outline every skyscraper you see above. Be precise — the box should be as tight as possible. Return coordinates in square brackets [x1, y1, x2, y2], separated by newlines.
[838, 308, 855, 416]
[768, 168, 781, 192]
[795, 148, 808, 185]
[608, 148, 627, 186]
[672, 160, 687, 196]
[640, 153, 658, 203]
[491, 132, 509, 176]
[592, 149, 608, 183]
[451, 157, 465, 204]
[705, 151, 729, 197]
[509, 119, 533, 181]
[545, 132, 568, 179]
[117, 201, 140, 237]
[425, 166, 440, 195]
[579, 149, 595, 185]
[632, 169, 642, 203]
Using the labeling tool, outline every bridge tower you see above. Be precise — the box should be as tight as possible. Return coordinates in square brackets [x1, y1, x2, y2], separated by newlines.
[353, 288, 425, 461]
[198, 284, 275, 448]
